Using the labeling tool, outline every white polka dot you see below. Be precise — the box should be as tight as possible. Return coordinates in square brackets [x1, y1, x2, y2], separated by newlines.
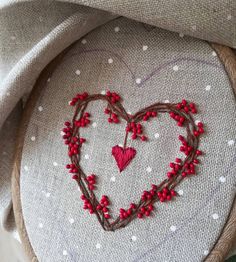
[228, 140, 235, 146]
[164, 100, 169, 103]
[38, 223, 43, 228]
[170, 225, 177, 232]
[205, 85, 211, 91]
[31, 136, 36, 141]
[178, 189, 184, 196]
[110, 176, 116, 182]
[68, 101, 72, 105]
[92, 122, 97, 128]
[127, 111, 132, 115]
[114, 26, 120, 32]
[46, 192, 51, 198]
[212, 51, 217, 57]
[212, 213, 219, 220]
[85, 154, 89, 159]
[63, 250, 68, 256]
[96, 243, 101, 249]
[69, 218, 75, 224]
[24, 166, 29, 171]
[219, 176, 226, 183]
[131, 235, 137, 241]
[179, 33, 184, 38]
[142, 45, 148, 51]
[81, 39, 87, 44]
[173, 65, 179, 71]
[53, 162, 58, 166]
[75, 70, 81, 75]
[154, 133, 160, 139]
[10, 36, 16, 40]
[195, 120, 201, 125]
[101, 90, 106, 95]
[146, 166, 152, 173]
[136, 78, 141, 84]
[227, 14, 232, 20]
[118, 144, 123, 147]
[203, 250, 209, 256]
[191, 25, 197, 31]
[108, 58, 113, 64]
[60, 131, 64, 136]
[38, 106, 43, 112]
[47, 78, 51, 82]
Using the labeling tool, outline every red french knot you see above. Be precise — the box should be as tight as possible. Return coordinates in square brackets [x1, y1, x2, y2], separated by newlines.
[112, 145, 136, 172]
[62, 90, 205, 231]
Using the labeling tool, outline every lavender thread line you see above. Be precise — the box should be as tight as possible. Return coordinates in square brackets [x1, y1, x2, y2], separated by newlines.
[67, 48, 222, 87]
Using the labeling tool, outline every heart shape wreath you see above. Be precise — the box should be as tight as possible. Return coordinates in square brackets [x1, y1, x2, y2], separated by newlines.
[62, 91, 204, 231]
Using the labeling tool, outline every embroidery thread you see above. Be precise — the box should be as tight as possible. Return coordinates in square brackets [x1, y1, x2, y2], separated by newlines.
[62, 91, 204, 231]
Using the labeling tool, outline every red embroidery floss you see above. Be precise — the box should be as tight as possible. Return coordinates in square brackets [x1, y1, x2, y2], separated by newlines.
[62, 90, 205, 231]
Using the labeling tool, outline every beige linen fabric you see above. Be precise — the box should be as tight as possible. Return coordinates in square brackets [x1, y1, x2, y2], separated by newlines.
[0, 0, 235, 230]
[0, 1, 235, 261]
[0, 1, 116, 228]
[20, 17, 236, 262]
[73, 0, 236, 48]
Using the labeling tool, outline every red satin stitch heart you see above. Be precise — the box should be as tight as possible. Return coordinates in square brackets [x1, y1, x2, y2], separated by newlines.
[62, 91, 205, 231]
[112, 145, 136, 172]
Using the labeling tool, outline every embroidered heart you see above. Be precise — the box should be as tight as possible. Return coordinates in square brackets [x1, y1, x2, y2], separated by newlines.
[62, 91, 204, 231]
[112, 145, 136, 172]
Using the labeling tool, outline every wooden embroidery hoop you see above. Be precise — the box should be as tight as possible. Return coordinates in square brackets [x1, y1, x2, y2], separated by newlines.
[11, 42, 236, 262]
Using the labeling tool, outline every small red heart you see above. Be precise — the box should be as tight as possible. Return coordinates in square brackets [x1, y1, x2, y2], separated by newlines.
[112, 145, 136, 172]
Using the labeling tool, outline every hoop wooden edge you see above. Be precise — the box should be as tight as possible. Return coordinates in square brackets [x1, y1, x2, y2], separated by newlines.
[204, 43, 236, 262]
[11, 43, 236, 262]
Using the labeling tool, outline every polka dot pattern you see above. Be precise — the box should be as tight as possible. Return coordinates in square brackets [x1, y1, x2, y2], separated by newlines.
[131, 235, 137, 241]
[212, 213, 219, 220]
[142, 45, 148, 51]
[173, 65, 179, 71]
[19, 17, 236, 262]
[170, 225, 177, 232]
[69, 218, 75, 224]
[219, 176, 226, 183]
[227, 140, 235, 146]
[38, 106, 43, 112]
[75, 70, 81, 75]
[110, 176, 116, 182]
[108, 58, 113, 64]
[45, 192, 51, 198]
[114, 26, 120, 32]
[96, 243, 101, 249]
[62, 250, 68, 256]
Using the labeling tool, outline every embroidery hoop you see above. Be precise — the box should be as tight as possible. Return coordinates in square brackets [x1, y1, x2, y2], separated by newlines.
[11, 43, 236, 261]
